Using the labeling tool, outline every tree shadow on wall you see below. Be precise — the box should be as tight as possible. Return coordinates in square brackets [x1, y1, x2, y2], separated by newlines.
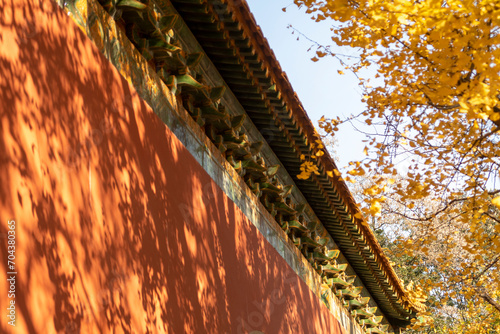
[0, 1, 345, 333]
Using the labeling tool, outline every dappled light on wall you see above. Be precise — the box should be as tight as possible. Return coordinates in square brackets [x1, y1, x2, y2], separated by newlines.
[0, 1, 346, 333]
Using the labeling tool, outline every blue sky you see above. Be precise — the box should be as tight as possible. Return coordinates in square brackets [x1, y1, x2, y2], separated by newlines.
[246, 1, 366, 168]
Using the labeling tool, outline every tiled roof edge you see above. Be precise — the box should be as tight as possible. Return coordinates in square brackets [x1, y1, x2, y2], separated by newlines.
[223, 0, 424, 315]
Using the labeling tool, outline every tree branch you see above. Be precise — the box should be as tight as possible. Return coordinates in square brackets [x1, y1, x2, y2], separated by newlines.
[479, 291, 500, 313]
[482, 212, 500, 225]
[473, 255, 500, 281]
[385, 197, 468, 222]
[489, 189, 500, 196]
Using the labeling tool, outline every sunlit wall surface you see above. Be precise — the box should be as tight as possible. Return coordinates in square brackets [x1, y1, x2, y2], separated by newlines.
[0, 1, 346, 333]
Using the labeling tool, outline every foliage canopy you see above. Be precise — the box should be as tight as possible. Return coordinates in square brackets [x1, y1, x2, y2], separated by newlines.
[291, 0, 500, 332]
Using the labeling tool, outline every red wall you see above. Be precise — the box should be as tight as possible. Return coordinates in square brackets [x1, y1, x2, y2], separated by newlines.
[0, 1, 345, 333]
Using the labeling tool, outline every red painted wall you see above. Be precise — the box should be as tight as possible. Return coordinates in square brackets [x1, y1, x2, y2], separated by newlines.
[0, 1, 345, 333]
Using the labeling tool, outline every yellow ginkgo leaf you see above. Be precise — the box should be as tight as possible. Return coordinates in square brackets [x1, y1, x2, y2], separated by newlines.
[370, 200, 382, 216]
[492, 196, 500, 209]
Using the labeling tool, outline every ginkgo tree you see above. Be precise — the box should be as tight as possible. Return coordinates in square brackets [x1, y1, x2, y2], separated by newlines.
[351, 174, 500, 332]
[290, 0, 500, 332]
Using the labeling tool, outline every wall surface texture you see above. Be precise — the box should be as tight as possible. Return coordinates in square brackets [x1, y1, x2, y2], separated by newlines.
[0, 1, 346, 333]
